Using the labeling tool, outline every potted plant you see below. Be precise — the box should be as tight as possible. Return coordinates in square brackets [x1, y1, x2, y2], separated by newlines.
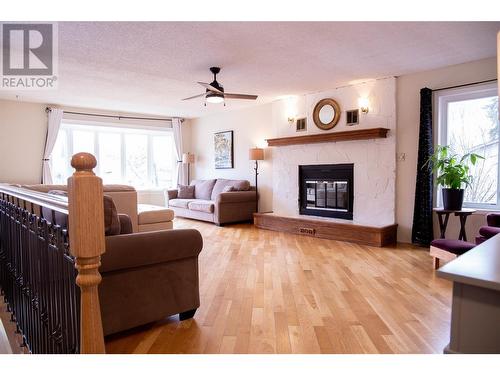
[424, 145, 483, 211]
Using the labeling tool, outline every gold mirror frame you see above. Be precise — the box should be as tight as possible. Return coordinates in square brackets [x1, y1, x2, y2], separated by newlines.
[313, 98, 341, 130]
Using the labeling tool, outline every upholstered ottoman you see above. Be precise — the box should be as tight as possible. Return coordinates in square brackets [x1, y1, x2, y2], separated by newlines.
[137, 204, 175, 232]
[430, 239, 475, 269]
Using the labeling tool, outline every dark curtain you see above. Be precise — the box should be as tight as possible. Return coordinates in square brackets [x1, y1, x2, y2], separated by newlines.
[411, 87, 434, 246]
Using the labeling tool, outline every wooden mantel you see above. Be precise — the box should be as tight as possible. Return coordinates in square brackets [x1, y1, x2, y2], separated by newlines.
[266, 127, 390, 147]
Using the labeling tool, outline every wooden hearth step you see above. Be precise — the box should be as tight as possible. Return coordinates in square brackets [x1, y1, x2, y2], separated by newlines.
[253, 213, 397, 247]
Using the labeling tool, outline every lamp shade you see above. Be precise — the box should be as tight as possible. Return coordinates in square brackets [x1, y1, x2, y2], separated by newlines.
[182, 153, 195, 164]
[249, 147, 264, 161]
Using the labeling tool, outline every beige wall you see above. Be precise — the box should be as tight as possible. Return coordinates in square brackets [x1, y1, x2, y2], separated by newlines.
[190, 104, 274, 212]
[0, 99, 47, 184]
[396, 57, 497, 243]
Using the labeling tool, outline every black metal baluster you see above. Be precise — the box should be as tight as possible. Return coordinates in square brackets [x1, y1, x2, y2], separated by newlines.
[0, 194, 80, 354]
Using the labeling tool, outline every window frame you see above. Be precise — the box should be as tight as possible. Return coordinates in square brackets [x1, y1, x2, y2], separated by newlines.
[52, 119, 176, 190]
[435, 82, 500, 210]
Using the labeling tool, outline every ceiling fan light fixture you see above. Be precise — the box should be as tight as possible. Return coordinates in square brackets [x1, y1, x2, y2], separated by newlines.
[182, 67, 257, 103]
[206, 92, 225, 104]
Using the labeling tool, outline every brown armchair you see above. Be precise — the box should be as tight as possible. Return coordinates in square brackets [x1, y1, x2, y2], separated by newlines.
[100, 229, 203, 335]
[43, 190, 204, 336]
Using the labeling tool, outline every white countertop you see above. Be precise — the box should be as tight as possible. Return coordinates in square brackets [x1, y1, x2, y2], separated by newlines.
[437, 234, 500, 292]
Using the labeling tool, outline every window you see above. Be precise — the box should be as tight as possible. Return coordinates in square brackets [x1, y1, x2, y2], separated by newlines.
[436, 82, 499, 209]
[51, 121, 177, 190]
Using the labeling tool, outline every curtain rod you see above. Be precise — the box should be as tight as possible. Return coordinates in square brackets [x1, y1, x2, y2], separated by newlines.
[45, 107, 183, 122]
[432, 78, 497, 92]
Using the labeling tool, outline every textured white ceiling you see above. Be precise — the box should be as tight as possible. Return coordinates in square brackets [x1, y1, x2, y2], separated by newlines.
[1, 21, 499, 118]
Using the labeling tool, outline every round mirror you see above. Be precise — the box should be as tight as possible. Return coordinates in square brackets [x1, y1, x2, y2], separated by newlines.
[313, 98, 341, 130]
[319, 105, 335, 124]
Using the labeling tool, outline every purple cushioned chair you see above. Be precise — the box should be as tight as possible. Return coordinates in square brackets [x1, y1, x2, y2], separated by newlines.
[429, 238, 476, 270]
[476, 213, 500, 244]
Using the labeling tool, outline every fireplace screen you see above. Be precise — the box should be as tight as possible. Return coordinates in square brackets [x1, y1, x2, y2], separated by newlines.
[299, 164, 353, 220]
[306, 180, 349, 211]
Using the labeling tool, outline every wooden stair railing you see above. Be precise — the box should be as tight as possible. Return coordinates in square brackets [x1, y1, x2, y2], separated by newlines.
[0, 152, 106, 354]
[68, 153, 106, 354]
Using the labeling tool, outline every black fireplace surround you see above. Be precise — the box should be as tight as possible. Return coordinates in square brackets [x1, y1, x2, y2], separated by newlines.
[298, 164, 354, 220]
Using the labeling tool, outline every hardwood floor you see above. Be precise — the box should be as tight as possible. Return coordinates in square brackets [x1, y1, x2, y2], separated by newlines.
[105, 219, 452, 354]
[0, 298, 26, 354]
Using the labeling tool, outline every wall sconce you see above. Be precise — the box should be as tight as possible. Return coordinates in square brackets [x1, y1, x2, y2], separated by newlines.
[358, 97, 370, 114]
[285, 96, 298, 125]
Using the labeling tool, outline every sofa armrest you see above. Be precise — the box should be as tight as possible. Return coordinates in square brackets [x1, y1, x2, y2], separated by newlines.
[216, 191, 257, 204]
[101, 229, 203, 273]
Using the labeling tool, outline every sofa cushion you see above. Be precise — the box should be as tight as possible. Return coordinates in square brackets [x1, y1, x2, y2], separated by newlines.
[233, 180, 251, 191]
[210, 179, 251, 200]
[138, 204, 175, 224]
[178, 184, 195, 199]
[169, 199, 194, 209]
[430, 239, 475, 255]
[191, 179, 216, 200]
[187, 200, 215, 213]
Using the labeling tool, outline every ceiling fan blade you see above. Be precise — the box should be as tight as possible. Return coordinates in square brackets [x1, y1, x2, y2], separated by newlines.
[224, 93, 258, 100]
[197, 82, 223, 93]
[182, 93, 206, 101]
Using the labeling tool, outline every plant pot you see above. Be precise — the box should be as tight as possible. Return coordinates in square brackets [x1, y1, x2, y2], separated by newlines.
[442, 188, 464, 211]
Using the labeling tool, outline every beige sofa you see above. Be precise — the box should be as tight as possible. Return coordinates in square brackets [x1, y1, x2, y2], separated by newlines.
[20, 184, 174, 232]
[166, 179, 257, 226]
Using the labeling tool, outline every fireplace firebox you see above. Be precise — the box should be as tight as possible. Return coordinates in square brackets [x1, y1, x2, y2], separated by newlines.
[299, 164, 353, 220]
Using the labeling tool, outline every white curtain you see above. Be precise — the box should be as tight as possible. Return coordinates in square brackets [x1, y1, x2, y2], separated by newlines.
[172, 118, 187, 186]
[42, 108, 64, 184]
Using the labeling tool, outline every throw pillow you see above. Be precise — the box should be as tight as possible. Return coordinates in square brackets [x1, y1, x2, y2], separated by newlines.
[103, 195, 121, 236]
[178, 184, 195, 199]
[45, 191, 121, 236]
[222, 185, 234, 192]
[232, 180, 250, 191]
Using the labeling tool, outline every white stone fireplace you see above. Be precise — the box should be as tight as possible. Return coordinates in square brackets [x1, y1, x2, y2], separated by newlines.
[271, 77, 396, 227]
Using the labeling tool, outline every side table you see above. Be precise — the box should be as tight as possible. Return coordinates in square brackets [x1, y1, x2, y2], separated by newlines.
[433, 208, 476, 241]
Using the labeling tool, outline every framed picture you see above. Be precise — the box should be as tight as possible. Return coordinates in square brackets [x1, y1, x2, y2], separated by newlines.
[296, 117, 307, 132]
[214, 130, 234, 169]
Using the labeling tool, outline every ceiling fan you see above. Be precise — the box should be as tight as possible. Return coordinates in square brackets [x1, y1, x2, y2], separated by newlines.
[182, 67, 258, 105]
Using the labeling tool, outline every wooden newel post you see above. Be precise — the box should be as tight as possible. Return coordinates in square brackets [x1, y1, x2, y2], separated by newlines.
[67, 153, 106, 354]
